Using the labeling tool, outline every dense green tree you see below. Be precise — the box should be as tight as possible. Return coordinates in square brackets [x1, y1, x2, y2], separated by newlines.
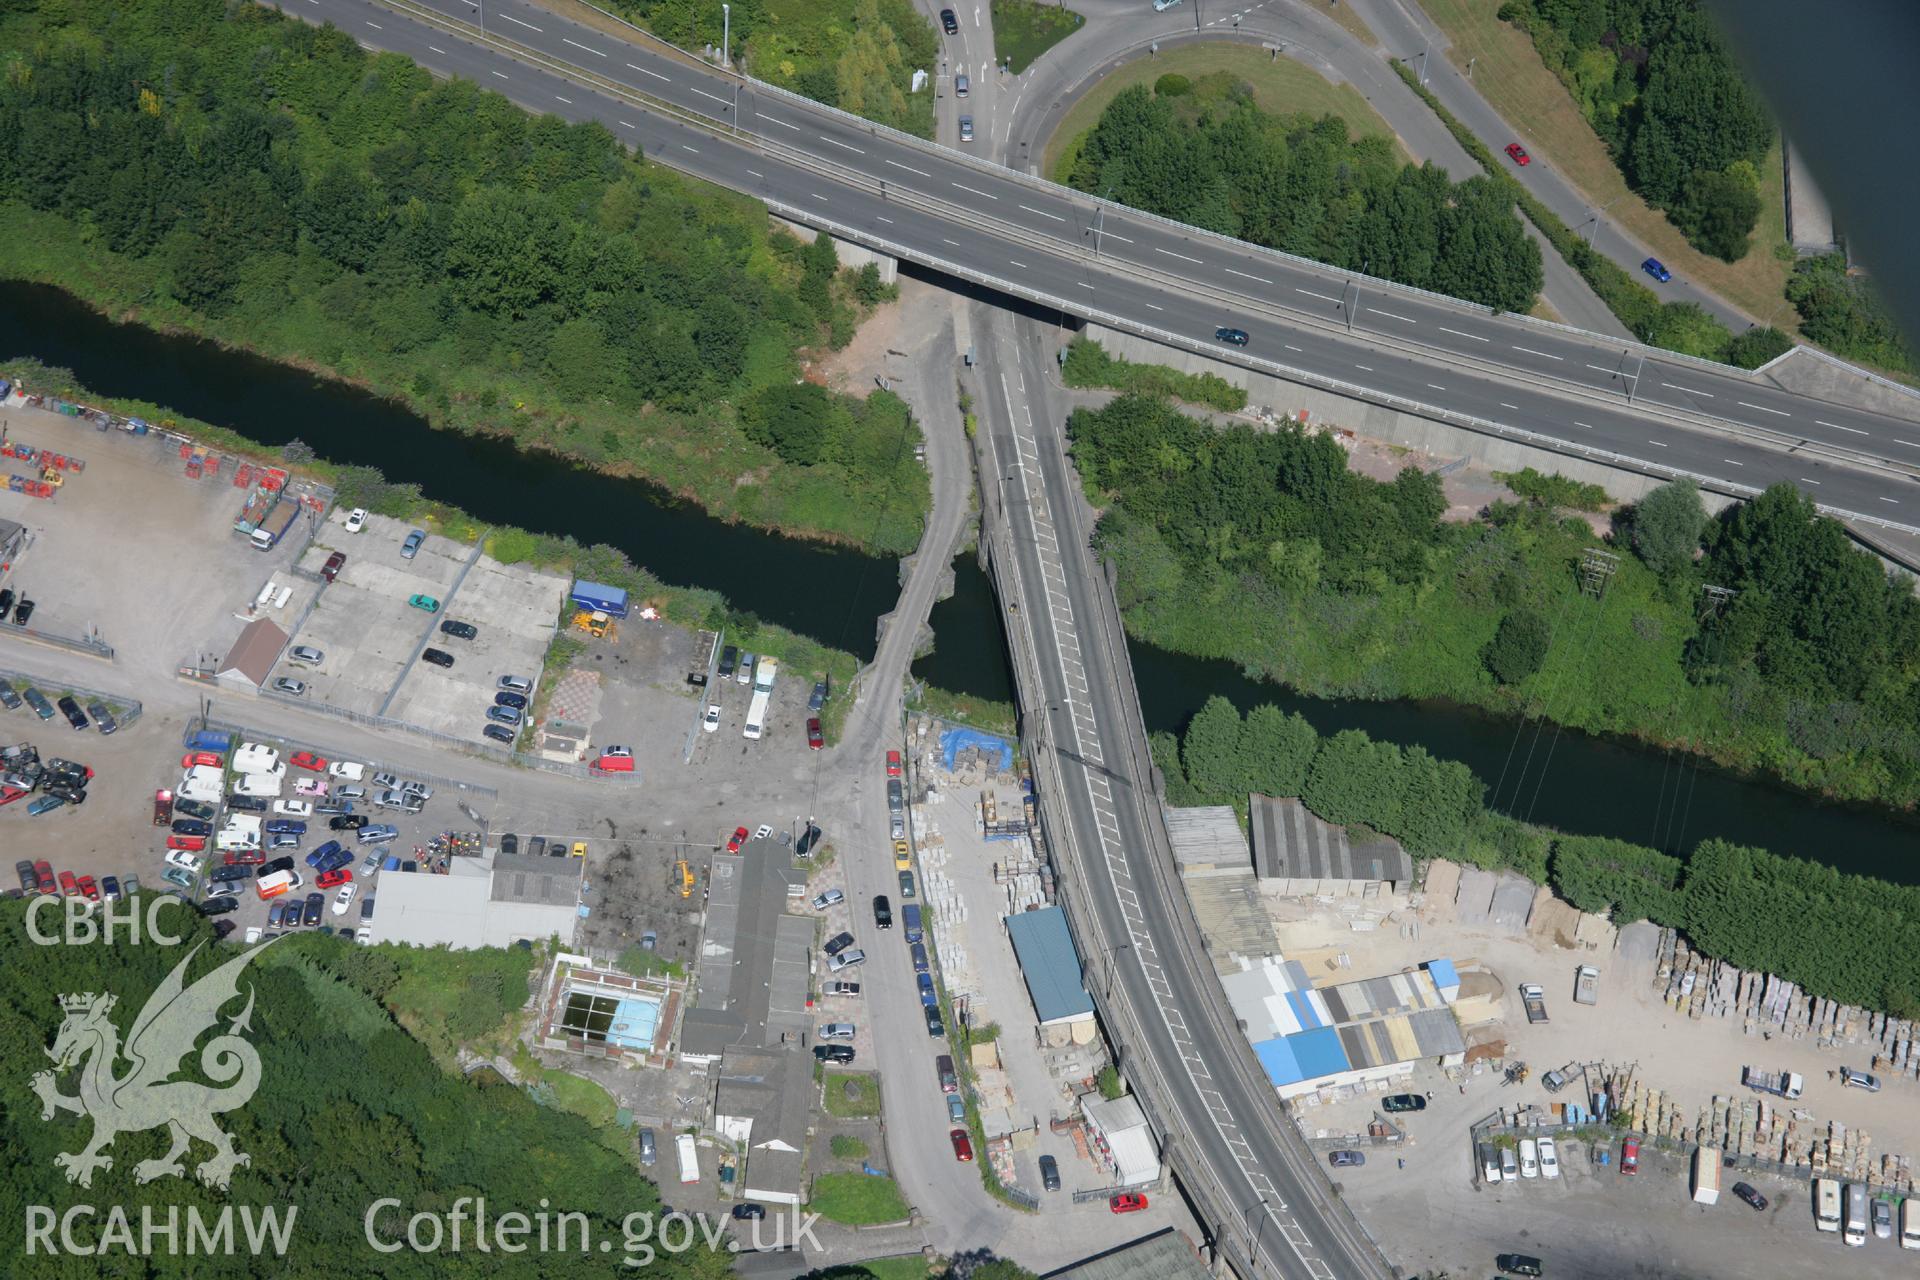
[1302, 729, 1405, 830]
[1672, 166, 1760, 261]
[741, 382, 837, 466]
[1549, 835, 1682, 921]
[1182, 695, 1250, 800]
[1720, 325, 1793, 369]
[1242, 704, 1320, 798]
[1483, 608, 1552, 684]
[1629, 477, 1706, 577]
[1786, 252, 1915, 373]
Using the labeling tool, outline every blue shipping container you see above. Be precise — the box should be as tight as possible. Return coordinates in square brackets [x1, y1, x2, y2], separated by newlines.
[186, 729, 234, 752]
[569, 579, 629, 618]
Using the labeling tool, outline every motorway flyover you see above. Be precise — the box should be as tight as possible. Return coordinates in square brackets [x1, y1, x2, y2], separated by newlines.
[300, 0, 1920, 535]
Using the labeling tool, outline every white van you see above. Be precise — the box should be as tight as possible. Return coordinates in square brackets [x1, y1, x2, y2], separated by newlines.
[1845, 1182, 1869, 1246]
[216, 817, 262, 852]
[233, 742, 281, 774]
[676, 1134, 699, 1184]
[1499, 1146, 1518, 1182]
[1901, 1197, 1919, 1250]
[255, 580, 278, 608]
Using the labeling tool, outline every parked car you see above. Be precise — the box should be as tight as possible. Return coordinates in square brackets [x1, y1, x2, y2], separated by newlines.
[321, 551, 346, 582]
[344, 508, 368, 533]
[162, 867, 197, 891]
[273, 800, 314, 818]
[1731, 1181, 1767, 1211]
[173, 797, 217, 821]
[331, 884, 357, 915]
[827, 980, 861, 997]
[270, 677, 307, 697]
[56, 696, 89, 730]
[486, 704, 522, 726]
[924, 1004, 944, 1037]
[1109, 1193, 1148, 1214]
[828, 949, 865, 972]
[22, 687, 54, 720]
[482, 723, 517, 744]
[315, 868, 352, 889]
[407, 594, 439, 612]
[1621, 1138, 1639, 1174]
[263, 818, 307, 836]
[812, 1044, 855, 1064]
[499, 833, 519, 855]
[1495, 1256, 1543, 1279]
[421, 648, 454, 668]
[87, 701, 118, 734]
[947, 1094, 967, 1123]
[797, 823, 823, 857]
[498, 675, 533, 695]
[400, 528, 426, 558]
[1538, 1136, 1560, 1179]
[806, 718, 824, 750]
[818, 1023, 856, 1040]
[885, 750, 902, 777]
[1329, 1150, 1366, 1168]
[172, 818, 213, 837]
[288, 646, 325, 666]
[1840, 1066, 1881, 1091]
[823, 931, 856, 957]
[1505, 142, 1530, 165]
[911, 942, 929, 974]
[949, 1129, 973, 1162]
[294, 777, 328, 797]
[0, 682, 23, 711]
[301, 892, 325, 927]
[356, 824, 399, 845]
[898, 870, 917, 898]
[330, 814, 369, 830]
[725, 825, 749, 854]
[439, 620, 478, 640]
[1641, 256, 1672, 282]
[197, 895, 239, 917]
[1381, 1093, 1426, 1113]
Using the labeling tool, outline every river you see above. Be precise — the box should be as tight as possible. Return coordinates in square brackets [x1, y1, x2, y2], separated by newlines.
[0, 281, 899, 659]
[9, 279, 1919, 882]
[912, 554, 1920, 883]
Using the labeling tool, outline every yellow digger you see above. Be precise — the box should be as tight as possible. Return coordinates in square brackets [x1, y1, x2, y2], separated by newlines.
[675, 860, 694, 898]
[572, 609, 615, 640]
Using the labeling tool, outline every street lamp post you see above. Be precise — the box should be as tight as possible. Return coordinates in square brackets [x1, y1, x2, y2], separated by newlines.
[721, 4, 730, 68]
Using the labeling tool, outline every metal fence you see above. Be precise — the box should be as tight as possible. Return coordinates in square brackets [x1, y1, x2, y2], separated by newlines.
[0, 663, 141, 729]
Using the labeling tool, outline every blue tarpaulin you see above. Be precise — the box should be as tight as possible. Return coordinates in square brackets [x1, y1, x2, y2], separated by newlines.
[941, 727, 1012, 773]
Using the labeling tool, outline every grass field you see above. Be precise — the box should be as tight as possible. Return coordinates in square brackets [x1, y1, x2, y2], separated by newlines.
[1044, 43, 1405, 181]
[1305, 0, 1377, 46]
[809, 1172, 911, 1225]
[1419, 0, 1793, 326]
[822, 1070, 883, 1118]
[993, 0, 1086, 73]
[851, 1258, 932, 1280]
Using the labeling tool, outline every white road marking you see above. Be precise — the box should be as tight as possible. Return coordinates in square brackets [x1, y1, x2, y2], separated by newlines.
[1368, 307, 1417, 324]
[1010, 260, 1027, 269]
[692, 88, 730, 106]
[876, 215, 894, 224]
[952, 182, 998, 200]
[1800, 477, 1821, 485]
[1573, 421, 1593, 429]
[810, 192, 828, 201]
[1829, 423, 1870, 436]
[1078, 282, 1095, 289]
[501, 14, 542, 32]
[1723, 459, 1744, 466]
[1897, 439, 1920, 449]
[1439, 325, 1489, 342]
[1285, 344, 1303, 352]
[1660, 381, 1714, 397]
[1019, 204, 1066, 222]
[1297, 288, 1340, 303]
[763, 115, 801, 131]
[1513, 345, 1563, 360]
[1144, 303, 1163, 310]
[821, 135, 865, 154]
[428, 46, 446, 55]
[628, 63, 670, 82]
[1649, 439, 1668, 447]
[1585, 364, 1615, 373]
[1740, 401, 1792, 417]
[886, 159, 931, 177]
[491, 71, 509, 80]
[1225, 268, 1273, 285]
[564, 38, 607, 58]
[1156, 247, 1203, 263]
[1426, 383, 1446, 391]
[683, 145, 701, 154]
[555, 96, 573, 105]
[1354, 364, 1373, 372]
[1101, 231, 1133, 244]
[745, 169, 762, 177]
[1880, 496, 1901, 504]
[365, 20, 382, 29]
[1499, 402, 1519, 410]
[943, 238, 961, 246]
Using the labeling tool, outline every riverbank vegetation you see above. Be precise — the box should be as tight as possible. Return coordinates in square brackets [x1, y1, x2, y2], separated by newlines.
[0, 906, 732, 1275]
[1064, 78, 1543, 312]
[1062, 338, 1247, 411]
[0, 0, 928, 556]
[1786, 253, 1915, 376]
[618, 0, 937, 138]
[1073, 392, 1920, 810]
[1159, 697, 1920, 1015]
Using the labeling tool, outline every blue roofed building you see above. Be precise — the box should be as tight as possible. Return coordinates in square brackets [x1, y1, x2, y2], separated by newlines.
[1005, 906, 1097, 1037]
[1223, 955, 1467, 1099]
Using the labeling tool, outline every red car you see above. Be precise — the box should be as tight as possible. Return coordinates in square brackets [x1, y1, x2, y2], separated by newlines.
[78, 876, 100, 902]
[1110, 1192, 1149, 1214]
[167, 835, 208, 852]
[58, 870, 78, 896]
[949, 1129, 974, 1163]
[289, 750, 328, 772]
[35, 860, 55, 894]
[1621, 1138, 1639, 1174]
[885, 750, 901, 777]
[316, 868, 353, 889]
[0, 785, 28, 807]
[224, 849, 265, 866]
[182, 751, 225, 769]
[321, 550, 346, 582]
[807, 718, 824, 750]
[1505, 142, 1530, 166]
[725, 826, 749, 854]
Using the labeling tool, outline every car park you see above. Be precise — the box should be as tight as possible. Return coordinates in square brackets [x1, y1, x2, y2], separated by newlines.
[400, 529, 425, 558]
[76, 875, 99, 901]
[950, 1129, 973, 1162]
[226, 794, 267, 812]
[87, 702, 117, 734]
[327, 760, 364, 781]
[1214, 326, 1250, 346]
[356, 824, 398, 845]
[315, 868, 352, 889]
[166, 835, 207, 853]
[1642, 257, 1672, 282]
[56, 696, 89, 730]
[273, 800, 314, 818]
[266, 817, 307, 836]
[408, 594, 439, 612]
[294, 777, 328, 797]
[227, 848, 268, 865]
[421, 648, 455, 668]
[162, 866, 196, 891]
[57, 870, 79, 896]
[174, 798, 217, 820]
[1505, 142, 1530, 165]
[172, 818, 213, 836]
[331, 884, 357, 915]
[439, 620, 478, 640]
[321, 551, 346, 583]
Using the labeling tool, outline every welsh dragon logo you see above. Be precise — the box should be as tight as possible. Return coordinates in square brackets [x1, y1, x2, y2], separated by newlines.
[32, 940, 274, 1190]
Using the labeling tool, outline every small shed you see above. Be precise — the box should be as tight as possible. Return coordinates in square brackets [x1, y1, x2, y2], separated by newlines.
[216, 617, 289, 690]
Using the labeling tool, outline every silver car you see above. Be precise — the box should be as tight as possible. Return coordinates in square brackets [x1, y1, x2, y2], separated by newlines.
[819, 1023, 856, 1040]
[271, 677, 307, 696]
[287, 646, 325, 666]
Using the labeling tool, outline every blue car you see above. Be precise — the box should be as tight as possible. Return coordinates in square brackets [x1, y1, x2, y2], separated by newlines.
[917, 971, 937, 1007]
[400, 529, 426, 559]
[911, 942, 929, 975]
[1641, 257, 1672, 283]
[264, 819, 307, 836]
[305, 839, 344, 868]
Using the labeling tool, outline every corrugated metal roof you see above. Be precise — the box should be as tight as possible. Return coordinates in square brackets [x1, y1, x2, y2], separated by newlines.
[1163, 805, 1249, 868]
[1248, 794, 1413, 884]
[1005, 907, 1095, 1024]
[1044, 1228, 1212, 1280]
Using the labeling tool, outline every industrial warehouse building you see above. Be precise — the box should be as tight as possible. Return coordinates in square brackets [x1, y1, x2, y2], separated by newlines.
[370, 852, 582, 949]
[1005, 905, 1098, 1044]
[1223, 955, 1466, 1099]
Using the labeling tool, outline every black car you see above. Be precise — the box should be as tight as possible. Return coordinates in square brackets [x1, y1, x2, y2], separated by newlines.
[730, 1204, 765, 1221]
[421, 648, 455, 668]
[173, 798, 217, 821]
[924, 1005, 944, 1038]
[872, 895, 892, 929]
[330, 814, 369, 830]
[45, 783, 88, 806]
[0, 588, 12, 621]
[197, 895, 240, 916]
[258, 856, 296, 877]
[171, 818, 213, 837]
[1214, 326, 1250, 347]
[1494, 1256, 1543, 1279]
[824, 931, 857, 957]
[227, 794, 269, 812]
[16, 860, 37, 893]
[211, 919, 237, 940]
[1381, 1094, 1427, 1113]
[0, 682, 19, 711]
[1039, 1154, 1061, 1191]
[1731, 1181, 1767, 1211]
[302, 892, 325, 927]
[527, 836, 547, 857]
[796, 823, 823, 857]
[56, 696, 89, 730]
[439, 620, 478, 640]
[482, 724, 515, 744]
[494, 691, 528, 710]
[718, 645, 738, 678]
[813, 1044, 856, 1064]
[940, 7, 958, 33]
[12, 598, 33, 626]
[209, 864, 252, 885]
[500, 833, 519, 855]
